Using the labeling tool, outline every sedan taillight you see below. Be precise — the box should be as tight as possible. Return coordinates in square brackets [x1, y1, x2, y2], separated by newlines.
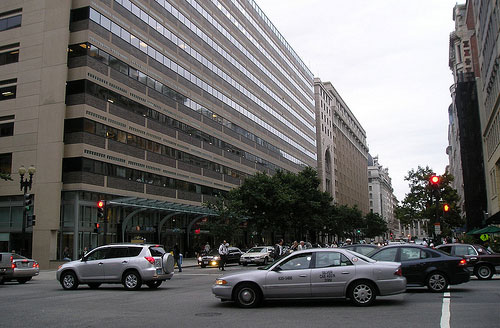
[11, 262, 16, 269]
[33, 262, 39, 268]
[458, 259, 467, 266]
[144, 256, 155, 264]
[394, 267, 402, 276]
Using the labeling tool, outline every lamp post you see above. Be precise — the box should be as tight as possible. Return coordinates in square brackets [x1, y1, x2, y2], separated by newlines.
[18, 165, 35, 256]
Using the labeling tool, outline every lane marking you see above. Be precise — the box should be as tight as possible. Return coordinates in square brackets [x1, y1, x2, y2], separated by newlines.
[440, 287, 451, 328]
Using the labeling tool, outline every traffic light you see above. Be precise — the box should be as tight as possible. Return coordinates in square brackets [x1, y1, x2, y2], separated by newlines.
[97, 200, 106, 220]
[94, 222, 100, 233]
[24, 193, 33, 211]
[443, 204, 450, 212]
[430, 175, 440, 186]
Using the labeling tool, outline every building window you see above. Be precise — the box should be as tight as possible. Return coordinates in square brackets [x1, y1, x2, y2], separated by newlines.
[0, 43, 19, 66]
[0, 78, 16, 101]
[0, 153, 12, 174]
[0, 13, 22, 32]
[0, 122, 13, 137]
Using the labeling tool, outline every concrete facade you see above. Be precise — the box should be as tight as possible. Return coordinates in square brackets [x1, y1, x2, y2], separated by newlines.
[0, 0, 316, 268]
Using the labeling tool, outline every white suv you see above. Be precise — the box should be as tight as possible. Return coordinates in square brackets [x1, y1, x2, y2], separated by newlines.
[56, 244, 174, 290]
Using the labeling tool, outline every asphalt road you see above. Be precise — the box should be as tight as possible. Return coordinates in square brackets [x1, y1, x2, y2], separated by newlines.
[0, 265, 499, 328]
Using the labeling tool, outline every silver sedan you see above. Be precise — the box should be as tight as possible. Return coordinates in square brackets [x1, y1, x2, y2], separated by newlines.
[212, 248, 406, 307]
[1, 253, 39, 284]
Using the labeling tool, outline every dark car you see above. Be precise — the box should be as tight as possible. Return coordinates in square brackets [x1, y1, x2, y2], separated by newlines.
[436, 243, 500, 280]
[369, 244, 469, 292]
[342, 244, 380, 256]
[198, 247, 243, 268]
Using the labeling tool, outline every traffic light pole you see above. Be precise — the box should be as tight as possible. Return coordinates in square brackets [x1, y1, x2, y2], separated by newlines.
[19, 173, 34, 256]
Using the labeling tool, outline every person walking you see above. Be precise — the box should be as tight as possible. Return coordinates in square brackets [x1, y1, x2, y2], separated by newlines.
[204, 242, 210, 254]
[173, 243, 182, 272]
[274, 239, 284, 260]
[218, 240, 229, 271]
[298, 241, 306, 250]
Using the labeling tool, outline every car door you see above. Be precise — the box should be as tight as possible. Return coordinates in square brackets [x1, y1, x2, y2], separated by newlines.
[310, 251, 355, 297]
[227, 248, 241, 263]
[103, 247, 129, 281]
[399, 247, 429, 284]
[78, 248, 108, 282]
[265, 252, 312, 298]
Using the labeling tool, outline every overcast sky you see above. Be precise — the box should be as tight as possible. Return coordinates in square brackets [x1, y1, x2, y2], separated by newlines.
[256, 0, 464, 201]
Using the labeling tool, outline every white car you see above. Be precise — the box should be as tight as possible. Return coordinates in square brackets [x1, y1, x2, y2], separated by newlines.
[239, 246, 274, 266]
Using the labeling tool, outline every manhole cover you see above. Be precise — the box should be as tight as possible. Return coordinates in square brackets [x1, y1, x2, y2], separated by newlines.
[195, 313, 222, 317]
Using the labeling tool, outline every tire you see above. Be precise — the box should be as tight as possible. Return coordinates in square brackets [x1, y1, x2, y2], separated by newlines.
[234, 283, 262, 308]
[162, 253, 174, 274]
[146, 281, 162, 289]
[17, 278, 30, 284]
[60, 271, 79, 290]
[427, 272, 448, 292]
[122, 271, 142, 290]
[88, 283, 101, 289]
[349, 281, 376, 306]
[475, 264, 494, 280]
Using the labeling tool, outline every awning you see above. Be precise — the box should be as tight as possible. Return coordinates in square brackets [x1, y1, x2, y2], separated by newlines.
[108, 197, 217, 216]
[472, 226, 500, 234]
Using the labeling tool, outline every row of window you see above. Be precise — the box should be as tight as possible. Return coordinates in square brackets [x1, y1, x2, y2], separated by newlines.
[68, 42, 302, 167]
[0, 14, 21, 32]
[0, 153, 12, 174]
[150, 0, 314, 119]
[63, 157, 227, 196]
[0, 48, 18, 66]
[65, 79, 284, 173]
[65, 117, 247, 179]
[86, 7, 316, 159]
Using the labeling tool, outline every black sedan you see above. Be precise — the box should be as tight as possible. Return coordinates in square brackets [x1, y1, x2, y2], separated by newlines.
[342, 244, 380, 256]
[369, 244, 469, 292]
[198, 247, 243, 268]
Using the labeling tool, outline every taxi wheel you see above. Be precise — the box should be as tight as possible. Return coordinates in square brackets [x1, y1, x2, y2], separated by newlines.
[475, 264, 493, 280]
[349, 281, 376, 306]
[234, 283, 262, 308]
[426, 272, 448, 292]
[61, 271, 79, 290]
[123, 270, 142, 290]
[146, 281, 162, 289]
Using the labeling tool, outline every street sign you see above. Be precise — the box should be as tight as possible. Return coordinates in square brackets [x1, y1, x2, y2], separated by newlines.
[434, 223, 441, 235]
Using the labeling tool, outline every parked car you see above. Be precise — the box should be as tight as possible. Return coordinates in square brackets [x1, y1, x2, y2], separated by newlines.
[0, 252, 13, 284]
[342, 244, 380, 256]
[436, 243, 500, 280]
[212, 248, 406, 307]
[198, 247, 243, 268]
[56, 243, 174, 290]
[369, 244, 469, 292]
[1, 253, 39, 284]
[239, 246, 274, 266]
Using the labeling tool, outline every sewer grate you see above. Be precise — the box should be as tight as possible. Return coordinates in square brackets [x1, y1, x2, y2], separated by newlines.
[195, 312, 222, 317]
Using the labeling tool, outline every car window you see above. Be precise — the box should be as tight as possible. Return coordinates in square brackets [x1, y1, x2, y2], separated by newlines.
[129, 247, 142, 256]
[279, 253, 312, 271]
[106, 247, 128, 259]
[371, 248, 397, 262]
[315, 252, 342, 268]
[149, 246, 165, 257]
[12, 254, 26, 260]
[438, 246, 452, 254]
[400, 248, 422, 261]
[420, 250, 431, 259]
[455, 245, 477, 256]
[86, 248, 108, 261]
[248, 247, 264, 253]
[357, 246, 377, 255]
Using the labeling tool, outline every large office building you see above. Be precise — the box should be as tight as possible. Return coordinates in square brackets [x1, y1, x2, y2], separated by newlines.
[0, 0, 316, 268]
[314, 78, 369, 214]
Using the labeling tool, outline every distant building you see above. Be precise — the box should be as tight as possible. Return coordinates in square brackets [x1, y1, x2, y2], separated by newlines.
[314, 78, 369, 214]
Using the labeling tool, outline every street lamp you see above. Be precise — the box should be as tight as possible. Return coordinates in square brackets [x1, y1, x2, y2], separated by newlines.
[19, 165, 35, 256]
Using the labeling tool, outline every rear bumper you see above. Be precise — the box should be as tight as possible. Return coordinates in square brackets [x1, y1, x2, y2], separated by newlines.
[141, 267, 173, 281]
[376, 277, 407, 296]
[449, 270, 470, 285]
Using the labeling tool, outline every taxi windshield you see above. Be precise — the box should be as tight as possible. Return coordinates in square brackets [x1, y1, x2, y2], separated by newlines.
[248, 247, 267, 253]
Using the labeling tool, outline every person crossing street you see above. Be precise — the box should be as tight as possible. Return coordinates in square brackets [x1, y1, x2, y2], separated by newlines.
[218, 240, 229, 271]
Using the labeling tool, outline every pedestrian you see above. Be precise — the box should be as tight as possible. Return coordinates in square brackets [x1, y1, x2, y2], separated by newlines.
[345, 238, 352, 245]
[290, 241, 299, 252]
[298, 240, 306, 250]
[274, 239, 284, 259]
[173, 243, 182, 272]
[422, 238, 428, 247]
[204, 242, 210, 254]
[218, 240, 229, 271]
[81, 247, 89, 258]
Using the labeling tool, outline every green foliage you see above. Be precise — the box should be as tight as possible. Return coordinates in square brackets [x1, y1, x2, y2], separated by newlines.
[203, 195, 244, 243]
[0, 173, 12, 181]
[396, 166, 464, 237]
[364, 212, 388, 238]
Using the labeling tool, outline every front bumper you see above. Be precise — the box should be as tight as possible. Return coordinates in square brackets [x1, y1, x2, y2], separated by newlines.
[212, 284, 233, 300]
[239, 257, 267, 264]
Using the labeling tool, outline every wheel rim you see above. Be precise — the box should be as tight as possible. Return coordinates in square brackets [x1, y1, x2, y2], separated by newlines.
[238, 288, 256, 305]
[478, 266, 491, 278]
[429, 274, 446, 291]
[63, 274, 74, 289]
[353, 284, 373, 304]
[125, 274, 138, 288]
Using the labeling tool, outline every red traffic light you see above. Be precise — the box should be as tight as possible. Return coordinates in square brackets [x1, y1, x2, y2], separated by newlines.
[443, 204, 450, 212]
[97, 200, 105, 208]
[430, 176, 440, 185]
[96, 223, 100, 228]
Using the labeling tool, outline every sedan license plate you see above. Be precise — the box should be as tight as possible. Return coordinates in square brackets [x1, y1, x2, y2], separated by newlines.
[203, 261, 208, 264]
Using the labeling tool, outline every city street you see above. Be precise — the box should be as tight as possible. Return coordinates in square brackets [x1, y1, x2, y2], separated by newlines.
[0, 263, 498, 328]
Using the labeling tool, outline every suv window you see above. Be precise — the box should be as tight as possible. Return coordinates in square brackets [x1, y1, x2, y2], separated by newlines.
[86, 248, 108, 261]
[149, 246, 165, 257]
[280, 253, 312, 271]
[107, 247, 128, 259]
[128, 247, 142, 257]
[371, 248, 397, 262]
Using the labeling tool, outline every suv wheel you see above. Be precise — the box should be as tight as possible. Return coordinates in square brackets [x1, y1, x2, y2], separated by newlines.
[475, 264, 494, 280]
[427, 272, 448, 292]
[61, 271, 79, 290]
[123, 271, 142, 290]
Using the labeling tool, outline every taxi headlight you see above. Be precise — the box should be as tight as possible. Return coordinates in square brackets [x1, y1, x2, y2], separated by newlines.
[197, 257, 202, 261]
[215, 279, 227, 285]
[213, 256, 220, 260]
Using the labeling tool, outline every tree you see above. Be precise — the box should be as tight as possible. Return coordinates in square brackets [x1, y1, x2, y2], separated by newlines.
[395, 166, 463, 237]
[363, 212, 388, 238]
[203, 195, 244, 243]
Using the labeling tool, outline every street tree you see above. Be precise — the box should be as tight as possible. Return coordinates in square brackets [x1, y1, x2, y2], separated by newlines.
[363, 212, 388, 238]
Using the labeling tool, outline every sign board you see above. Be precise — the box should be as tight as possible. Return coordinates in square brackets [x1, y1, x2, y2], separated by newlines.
[434, 223, 441, 235]
[480, 234, 490, 241]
